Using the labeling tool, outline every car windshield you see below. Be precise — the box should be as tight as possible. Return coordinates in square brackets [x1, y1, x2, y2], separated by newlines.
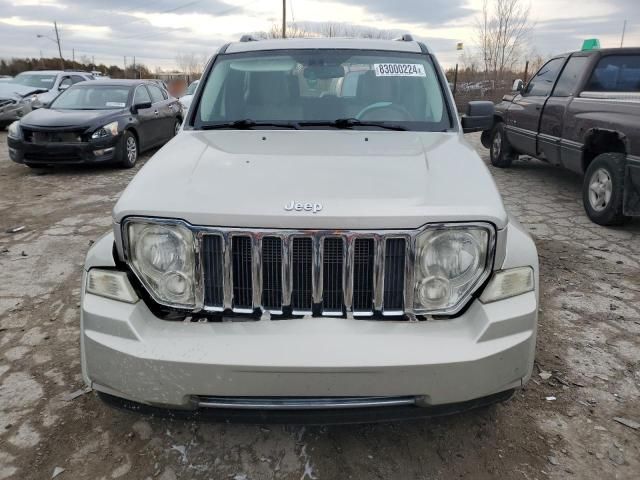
[195, 49, 451, 131]
[50, 85, 131, 110]
[186, 81, 199, 95]
[13, 73, 56, 90]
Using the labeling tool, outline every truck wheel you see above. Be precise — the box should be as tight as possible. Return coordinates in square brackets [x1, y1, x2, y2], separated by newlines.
[489, 123, 516, 168]
[118, 131, 138, 169]
[583, 153, 630, 226]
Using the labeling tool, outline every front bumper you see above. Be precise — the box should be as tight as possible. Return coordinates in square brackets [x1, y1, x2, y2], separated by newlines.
[81, 278, 537, 410]
[8, 134, 121, 165]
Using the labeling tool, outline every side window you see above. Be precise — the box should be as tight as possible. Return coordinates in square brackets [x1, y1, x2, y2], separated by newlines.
[59, 77, 73, 89]
[133, 86, 152, 105]
[586, 55, 640, 92]
[71, 75, 86, 84]
[553, 56, 589, 97]
[524, 58, 565, 97]
[148, 85, 165, 104]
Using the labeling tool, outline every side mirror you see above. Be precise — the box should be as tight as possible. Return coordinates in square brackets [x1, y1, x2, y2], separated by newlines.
[461, 101, 495, 134]
[58, 83, 70, 91]
[512, 79, 524, 92]
[131, 101, 152, 113]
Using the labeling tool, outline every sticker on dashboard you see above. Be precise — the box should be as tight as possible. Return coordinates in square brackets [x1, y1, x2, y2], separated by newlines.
[374, 63, 426, 77]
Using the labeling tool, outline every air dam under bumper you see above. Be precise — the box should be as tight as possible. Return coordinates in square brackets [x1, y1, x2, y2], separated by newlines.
[81, 286, 537, 410]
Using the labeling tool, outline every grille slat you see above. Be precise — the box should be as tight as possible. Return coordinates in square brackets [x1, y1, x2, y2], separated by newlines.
[202, 232, 412, 317]
[262, 237, 283, 312]
[352, 239, 375, 313]
[322, 238, 344, 314]
[232, 236, 253, 310]
[291, 237, 313, 312]
[202, 235, 224, 308]
[383, 238, 406, 312]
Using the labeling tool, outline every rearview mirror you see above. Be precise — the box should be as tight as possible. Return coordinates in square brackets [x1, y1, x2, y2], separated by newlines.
[132, 101, 152, 113]
[512, 79, 524, 92]
[461, 101, 495, 134]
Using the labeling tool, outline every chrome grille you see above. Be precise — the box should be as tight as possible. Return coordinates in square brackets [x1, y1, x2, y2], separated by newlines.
[201, 231, 411, 317]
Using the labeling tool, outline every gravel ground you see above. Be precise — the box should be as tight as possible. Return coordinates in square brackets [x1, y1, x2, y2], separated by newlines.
[0, 131, 639, 480]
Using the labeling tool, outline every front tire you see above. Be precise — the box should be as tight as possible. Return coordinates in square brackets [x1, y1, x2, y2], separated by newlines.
[119, 131, 138, 169]
[173, 119, 182, 137]
[583, 153, 630, 226]
[489, 123, 516, 168]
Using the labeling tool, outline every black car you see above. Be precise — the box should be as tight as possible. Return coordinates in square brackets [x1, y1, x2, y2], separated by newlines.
[7, 80, 182, 168]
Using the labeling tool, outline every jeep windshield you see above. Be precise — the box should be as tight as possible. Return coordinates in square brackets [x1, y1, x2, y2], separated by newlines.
[193, 50, 452, 131]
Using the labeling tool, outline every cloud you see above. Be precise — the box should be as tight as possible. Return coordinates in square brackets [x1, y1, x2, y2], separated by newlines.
[0, 0, 638, 70]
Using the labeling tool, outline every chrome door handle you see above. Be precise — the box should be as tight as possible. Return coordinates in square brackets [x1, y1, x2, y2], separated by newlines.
[154, 110, 159, 115]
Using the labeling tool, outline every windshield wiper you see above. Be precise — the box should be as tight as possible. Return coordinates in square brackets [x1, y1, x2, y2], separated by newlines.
[299, 118, 408, 131]
[200, 119, 300, 130]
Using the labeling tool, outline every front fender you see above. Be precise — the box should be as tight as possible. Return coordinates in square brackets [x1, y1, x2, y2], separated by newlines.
[84, 231, 116, 271]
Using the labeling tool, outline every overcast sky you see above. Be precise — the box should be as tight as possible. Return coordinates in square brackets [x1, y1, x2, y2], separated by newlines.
[0, 0, 637, 70]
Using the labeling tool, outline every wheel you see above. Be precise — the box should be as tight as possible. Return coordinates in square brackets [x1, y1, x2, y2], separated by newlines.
[173, 119, 182, 137]
[583, 153, 630, 226]
[119, 131, 138, 169]
[489, 123, 516, 168]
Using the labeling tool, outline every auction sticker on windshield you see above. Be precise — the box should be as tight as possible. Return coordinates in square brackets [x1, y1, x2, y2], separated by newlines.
[374, 63, 426, 77]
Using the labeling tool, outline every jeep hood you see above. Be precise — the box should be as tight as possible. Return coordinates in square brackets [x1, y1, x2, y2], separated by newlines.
[114, 130, 508, 230]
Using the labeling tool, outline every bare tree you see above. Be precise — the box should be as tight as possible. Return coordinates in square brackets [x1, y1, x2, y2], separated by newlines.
[256, 22, 308, 39]
[476, 0, 532, 80]
[175, 52, 203, 81]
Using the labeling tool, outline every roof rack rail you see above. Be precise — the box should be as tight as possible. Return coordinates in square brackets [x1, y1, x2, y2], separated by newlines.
[395, 34, 415, 42]
[240, 34, 258, 42]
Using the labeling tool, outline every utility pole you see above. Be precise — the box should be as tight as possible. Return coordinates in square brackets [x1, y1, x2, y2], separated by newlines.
[282, 0, 286, 38]
[54, 21, 64, 70]
[133, 56, 136, 79]
[72, 48, 75, 63]
[124, 56, 127, 78]
[621, 20, 627, 47]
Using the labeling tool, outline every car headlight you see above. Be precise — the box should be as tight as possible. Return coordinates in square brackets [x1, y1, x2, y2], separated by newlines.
[7, 121, 22, 140]
[91, 121, 119, 139]
[126, 221, 196, 308]
[414, 225, 493, 314]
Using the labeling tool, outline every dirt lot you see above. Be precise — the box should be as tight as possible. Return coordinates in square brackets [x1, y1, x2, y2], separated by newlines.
[0, 131, 639, 480]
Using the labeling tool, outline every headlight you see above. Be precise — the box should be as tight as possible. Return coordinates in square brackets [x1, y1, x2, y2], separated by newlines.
[91, 121, 119, 139]
[28, 95, 42, 108]
[414, 225, 493, 314]
[7, 121, 22, 140]
[126, 221, 196, 307]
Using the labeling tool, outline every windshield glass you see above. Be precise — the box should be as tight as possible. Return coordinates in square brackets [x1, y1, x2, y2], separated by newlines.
[186, 81, 199, 95]
[13, 73, 56, 90]
[50, 85, 131, 110]
[195, 50, 451, 131]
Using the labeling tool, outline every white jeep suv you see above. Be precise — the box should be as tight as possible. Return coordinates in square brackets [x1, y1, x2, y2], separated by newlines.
[80, 36, 538, 420]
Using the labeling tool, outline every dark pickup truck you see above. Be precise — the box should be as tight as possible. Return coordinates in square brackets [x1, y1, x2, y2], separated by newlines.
[482, 47, 640, 226]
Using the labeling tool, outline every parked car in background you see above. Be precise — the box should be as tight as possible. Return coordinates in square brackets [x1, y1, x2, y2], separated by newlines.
[179, 79, 199, 111]
[483, 46, 640, 225]
[9, 70, 95, 109]
[0, 75, 12, 82]
[143, 79, 170, 94]
[81, 36, 539, 420]
[1, 82, 39, 129]
[7, 79, 182, 168]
